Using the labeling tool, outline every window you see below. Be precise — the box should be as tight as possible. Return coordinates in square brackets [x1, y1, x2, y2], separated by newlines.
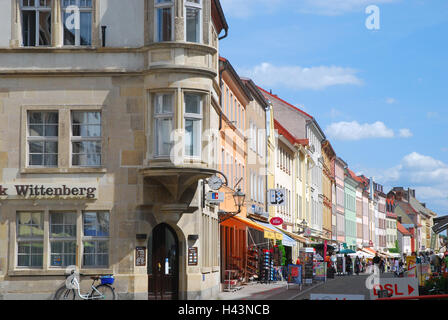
[155, 0, 173, 42]
[21, 0, 51, 46]
[82, 211, 109, 267]
[28, 111, 58, 167]
[62, 0, 93, 46]
[184, 93, 202, 158]
[17, 212, 44, 267]
[50, 212, 76, 267]
[71, 111, 102, 166]
[154, 93, 174, 157]
[185, 0, 201, 43]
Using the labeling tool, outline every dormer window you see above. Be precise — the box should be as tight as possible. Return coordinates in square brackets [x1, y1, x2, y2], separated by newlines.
[155, 0, 174, 42]
[185, 0, 202, 43]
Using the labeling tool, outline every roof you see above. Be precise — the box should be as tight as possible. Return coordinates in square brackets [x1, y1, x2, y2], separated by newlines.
[219, 57, 253, 103]
[257, 86, 314, 119]
[346, 168, 362, 183]
[397, 222, 412, 236]
[386, 212, 398, 219]
[240, 78, 269, 109]
[211, 0, 229, 37]
[274, 119, 309, 147]
[397, 201, 418, 215]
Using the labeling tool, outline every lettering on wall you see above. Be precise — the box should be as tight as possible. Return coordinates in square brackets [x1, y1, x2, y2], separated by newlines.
[0, 184, 97, 199]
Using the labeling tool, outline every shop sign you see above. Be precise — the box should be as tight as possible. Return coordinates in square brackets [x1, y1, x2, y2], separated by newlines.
[370, 278, 419, 299]
[268, 189, 286, 206]
[406, 256, 417, 278]
[270, 217, 283, 226]
[206, 191, 224, 203]
[263, 230, 283, 240]
[135, 247, 146, 267]
[0, 184, 98, 199]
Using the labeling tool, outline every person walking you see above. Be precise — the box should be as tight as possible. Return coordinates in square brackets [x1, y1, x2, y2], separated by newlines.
[373, 253, 381, 275]
[355, 256, 360, 275]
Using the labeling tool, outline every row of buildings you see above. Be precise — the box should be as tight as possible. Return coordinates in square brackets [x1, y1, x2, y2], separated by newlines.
[0, 0, 442, 300]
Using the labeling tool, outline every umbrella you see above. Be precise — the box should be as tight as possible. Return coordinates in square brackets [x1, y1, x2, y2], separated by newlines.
[339, 249, 356, 254]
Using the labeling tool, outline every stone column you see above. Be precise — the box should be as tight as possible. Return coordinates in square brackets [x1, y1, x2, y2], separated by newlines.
[174, 0, 184, 41]
[10, 0, 21, 47]
[52, 0, 62, 47]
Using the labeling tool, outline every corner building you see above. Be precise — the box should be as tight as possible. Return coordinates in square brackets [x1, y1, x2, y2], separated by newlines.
[0, 0, 228, 300]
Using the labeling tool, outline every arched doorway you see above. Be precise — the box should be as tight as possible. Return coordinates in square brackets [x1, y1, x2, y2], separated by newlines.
[148, 223, 179, 300]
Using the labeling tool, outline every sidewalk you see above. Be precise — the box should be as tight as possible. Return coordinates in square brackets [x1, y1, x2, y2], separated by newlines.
[213, 280, 328, 300]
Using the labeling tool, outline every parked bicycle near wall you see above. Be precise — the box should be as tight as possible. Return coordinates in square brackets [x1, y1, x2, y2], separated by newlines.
[54, 271, 116, 300]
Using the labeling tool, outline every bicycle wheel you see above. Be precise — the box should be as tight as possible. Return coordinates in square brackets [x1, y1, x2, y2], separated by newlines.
[54, 286, 76, 300]
[91, 284, 116, 300]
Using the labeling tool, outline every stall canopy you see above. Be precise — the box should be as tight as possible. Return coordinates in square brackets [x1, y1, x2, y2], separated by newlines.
[273, 228, 297, 247]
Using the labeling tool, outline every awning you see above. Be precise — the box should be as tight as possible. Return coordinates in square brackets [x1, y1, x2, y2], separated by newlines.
[231, 215, 266, 232]
[248, 219, 283, 241]
[273, 228, 298, 247]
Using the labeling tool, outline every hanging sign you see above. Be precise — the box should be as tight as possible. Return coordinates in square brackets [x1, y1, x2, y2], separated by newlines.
[270, 217, 284, 226]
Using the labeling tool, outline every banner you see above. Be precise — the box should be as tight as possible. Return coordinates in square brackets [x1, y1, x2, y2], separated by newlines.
[406, 256, 417, 278]
[287, 264, 302, 285]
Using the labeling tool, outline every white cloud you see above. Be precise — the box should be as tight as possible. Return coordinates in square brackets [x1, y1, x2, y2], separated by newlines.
[356, 152, 448, 213]
[239, 63, 363, 91]
[325, 121, 394, 141]
[386, 97, 397, 104]
[399, 128, 413, 138]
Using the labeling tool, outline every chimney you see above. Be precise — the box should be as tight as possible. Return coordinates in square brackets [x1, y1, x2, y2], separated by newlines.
[398, 216, 402, 223]
[421, 203, 426, 208]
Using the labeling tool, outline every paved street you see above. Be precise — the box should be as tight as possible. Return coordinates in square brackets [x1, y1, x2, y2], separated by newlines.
[292, 273, 396, 300]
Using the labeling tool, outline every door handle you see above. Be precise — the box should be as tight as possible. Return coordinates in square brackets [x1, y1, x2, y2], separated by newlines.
[157, 262, 162, 272]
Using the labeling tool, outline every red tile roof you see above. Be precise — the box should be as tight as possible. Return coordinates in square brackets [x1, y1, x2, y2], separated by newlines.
[346, 168, 362, 183]
[397, 222, 412, 236]
[274, 120, 309, 147]
[257, 86, 314, 120]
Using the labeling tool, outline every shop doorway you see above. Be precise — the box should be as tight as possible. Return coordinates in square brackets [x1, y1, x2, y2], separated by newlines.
[148, 223, 179, 300]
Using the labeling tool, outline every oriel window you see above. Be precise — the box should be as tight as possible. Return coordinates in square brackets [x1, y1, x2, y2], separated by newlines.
[62, 0, 93, 46]
[21, 0, 52, 46]
[185, 0, 201, 43]
[154, 93, 174, 157]
[184, 93, 202, 158]
[155, 0, 173, 42]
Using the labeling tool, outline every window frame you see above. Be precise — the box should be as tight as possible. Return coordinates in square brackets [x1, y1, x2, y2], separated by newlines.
[184, 92, 203, 159]
[27, 111, 59, 168]
[70, 110, 102, 168]
[82, 211, 110, 268]
[61, 0, 94, 47]
[49, 212, 77, 268]
[16, 211, 44, 268]
[154, 0, 175, 42]
[184, 0, 202, 43]
[153, 92, 175, 158]
[20, 0, 52, 47]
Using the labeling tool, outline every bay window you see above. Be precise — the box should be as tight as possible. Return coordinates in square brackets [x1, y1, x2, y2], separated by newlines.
[184, 93, 202, 158]
[155, 0, 173, 42]
[21, 0, 52, 46]
[71, 111, 102, 167]
[28, 111, 59, 167]
[185, 0, 202, 43]
[62, 0, 93, 46]
[154, 93, 174, 157]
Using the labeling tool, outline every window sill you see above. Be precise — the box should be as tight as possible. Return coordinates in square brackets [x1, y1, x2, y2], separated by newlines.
[21, 167, 107, 174]
[8, 268, 113, 277]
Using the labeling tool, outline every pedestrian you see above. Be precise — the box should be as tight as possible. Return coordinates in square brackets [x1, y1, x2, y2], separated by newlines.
[394, 258, 399, 276]
[296, 256, 301, 265]
[355, 256, 360, 275]
[373, 253, 381, 274]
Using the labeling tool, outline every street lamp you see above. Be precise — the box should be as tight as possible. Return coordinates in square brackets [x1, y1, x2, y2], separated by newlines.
[219, 188, 246, 223]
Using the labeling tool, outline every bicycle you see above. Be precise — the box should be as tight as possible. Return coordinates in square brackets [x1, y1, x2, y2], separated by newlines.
[54, 271, 116, 300]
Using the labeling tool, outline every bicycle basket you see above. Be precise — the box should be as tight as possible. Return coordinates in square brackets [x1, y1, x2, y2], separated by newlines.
[100, 275, 115, 285]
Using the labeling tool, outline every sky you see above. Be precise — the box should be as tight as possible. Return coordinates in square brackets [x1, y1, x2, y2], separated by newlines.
[219, 0, 448, 215]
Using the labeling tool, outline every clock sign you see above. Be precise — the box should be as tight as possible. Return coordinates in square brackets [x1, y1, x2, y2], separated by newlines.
[208, 175, 223, 191]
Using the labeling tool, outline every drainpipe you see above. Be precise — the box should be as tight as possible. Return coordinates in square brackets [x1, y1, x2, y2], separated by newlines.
[101, 26, 107, 47]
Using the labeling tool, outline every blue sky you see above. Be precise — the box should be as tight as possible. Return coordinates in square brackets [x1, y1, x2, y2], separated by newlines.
[220, 0, 448, 214]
